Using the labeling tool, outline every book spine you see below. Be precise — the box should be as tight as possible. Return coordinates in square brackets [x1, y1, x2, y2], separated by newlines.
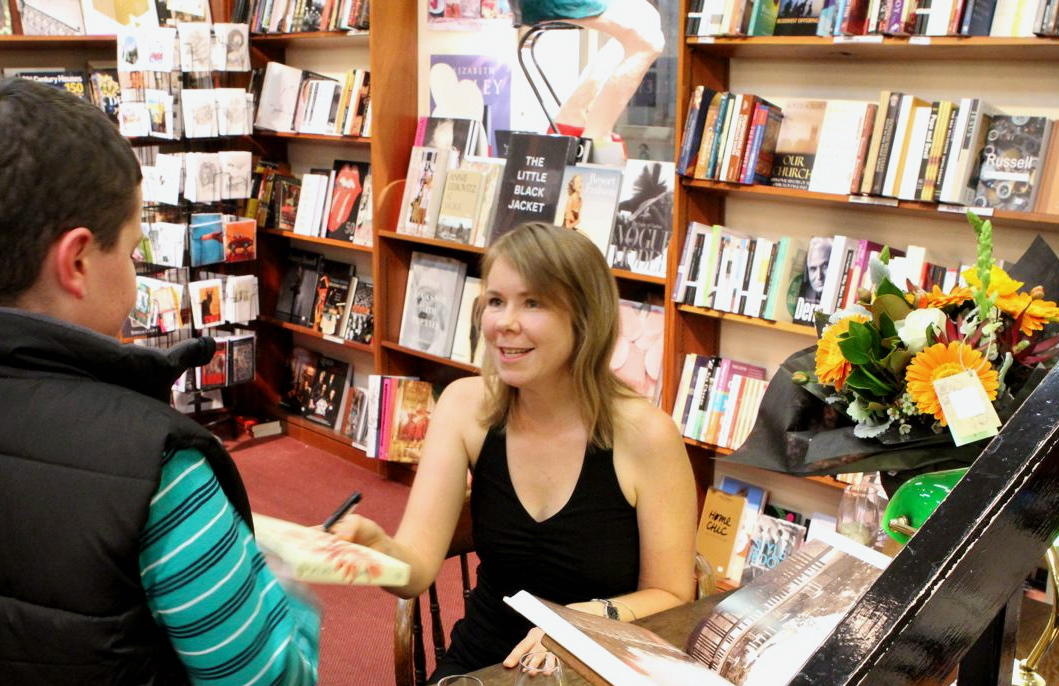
[871, 92, 903, 195]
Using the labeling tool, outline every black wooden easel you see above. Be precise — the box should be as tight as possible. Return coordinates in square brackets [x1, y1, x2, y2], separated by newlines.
[790, 364, 1059, 685]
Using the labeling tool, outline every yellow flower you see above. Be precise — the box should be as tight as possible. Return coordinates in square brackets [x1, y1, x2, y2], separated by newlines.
[815, 315, 870, 391]
[961, 265, 1023, 297]
[904, 341, 998, 425]
[917, 285, 973, 309]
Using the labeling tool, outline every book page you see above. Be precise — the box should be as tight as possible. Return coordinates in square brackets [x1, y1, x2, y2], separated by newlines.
[504, 592, 734, 686]
[686, 530, 890, 685]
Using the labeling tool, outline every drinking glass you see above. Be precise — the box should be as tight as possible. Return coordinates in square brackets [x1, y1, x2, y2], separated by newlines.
[436, 676, 483, 686]
[515, 651, 564, 685]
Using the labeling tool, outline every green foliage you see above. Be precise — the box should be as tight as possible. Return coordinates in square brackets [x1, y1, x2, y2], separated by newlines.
[967, 211, 996, 315]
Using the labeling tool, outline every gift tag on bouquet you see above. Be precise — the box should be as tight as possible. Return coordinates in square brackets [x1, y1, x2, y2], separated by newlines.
[934, 371, 1001, 446]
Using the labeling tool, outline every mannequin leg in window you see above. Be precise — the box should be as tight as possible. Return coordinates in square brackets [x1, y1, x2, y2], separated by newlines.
[544, 0, 666, 159]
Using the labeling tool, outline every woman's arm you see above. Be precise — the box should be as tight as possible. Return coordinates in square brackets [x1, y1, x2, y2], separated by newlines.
[605, 400, 698, 618]
[330, 376, 482, 598]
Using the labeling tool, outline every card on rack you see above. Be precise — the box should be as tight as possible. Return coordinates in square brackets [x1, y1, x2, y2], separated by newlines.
[197, 339, 228, 390]
[189, 213, 225, 266]
[188, 279, 224, 329]
[226, 335, 256, 386]
[223, 219, 257, 263]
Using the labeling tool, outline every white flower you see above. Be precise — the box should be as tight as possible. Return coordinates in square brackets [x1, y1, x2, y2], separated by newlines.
[897, 308, 947, 353]
[847, 398, 871, 422]
[828, 304, 871, 326]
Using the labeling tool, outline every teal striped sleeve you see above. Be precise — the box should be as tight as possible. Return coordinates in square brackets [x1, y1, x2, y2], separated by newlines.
[140, 448, 320, 686]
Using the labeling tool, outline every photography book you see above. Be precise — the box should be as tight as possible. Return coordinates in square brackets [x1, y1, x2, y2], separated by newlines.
[504, 530, 890, 686]
[252, 513, 410, 586]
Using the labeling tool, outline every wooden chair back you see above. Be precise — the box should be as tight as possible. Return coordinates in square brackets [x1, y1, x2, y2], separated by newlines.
[394, 504, 474, 686]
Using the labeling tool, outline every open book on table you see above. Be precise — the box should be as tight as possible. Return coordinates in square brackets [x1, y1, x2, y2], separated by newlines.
[503, 529, 891, 686]
[252, 513, 410, 586]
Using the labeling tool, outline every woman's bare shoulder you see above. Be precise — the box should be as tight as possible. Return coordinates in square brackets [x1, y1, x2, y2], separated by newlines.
[613, 395, 684, 455]
[437, 376, 491, 454]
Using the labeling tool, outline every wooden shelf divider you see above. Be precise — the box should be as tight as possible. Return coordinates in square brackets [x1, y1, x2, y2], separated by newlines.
[262, 228, 374, 254]
[380, 340, 481, 374]
[259, 316, 374, 354]
[685, 35, 1059, 61]
[683, 178, 1059, 231]
[677, 304, 816, 337]
[253, 131, 371, 145]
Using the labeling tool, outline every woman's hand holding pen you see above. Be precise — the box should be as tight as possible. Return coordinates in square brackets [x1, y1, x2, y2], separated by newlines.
[328, 512, 389, 551]
[321, 490, 389, 551]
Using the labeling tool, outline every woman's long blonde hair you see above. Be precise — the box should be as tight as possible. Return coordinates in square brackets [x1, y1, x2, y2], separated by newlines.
[479, 222, 632, 448]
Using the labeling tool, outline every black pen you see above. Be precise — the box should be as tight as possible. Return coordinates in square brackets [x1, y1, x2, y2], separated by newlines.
[322, 491, 362, 533]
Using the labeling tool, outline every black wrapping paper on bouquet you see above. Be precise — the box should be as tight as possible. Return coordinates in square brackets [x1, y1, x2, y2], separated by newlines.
[720, 346, 1047, 488]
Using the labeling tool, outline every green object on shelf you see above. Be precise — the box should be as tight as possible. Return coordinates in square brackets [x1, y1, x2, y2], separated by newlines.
[882, 468, 969, 544]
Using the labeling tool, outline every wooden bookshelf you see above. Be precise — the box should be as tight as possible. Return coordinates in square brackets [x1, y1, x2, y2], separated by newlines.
[682, 178, 1059, 232]
[0, 34, 116, 49]
[677, 304, 816, 337]
[258, 316, 374, 354]
[380, 340, 481, 375]
[378, 230, 488, 256]
[253, 131, 371, 145]
[685, 36, 1059, 61]
[262, 228, 374, 254]
[249, 31, 369, 47]
[242, 0, 418, 472]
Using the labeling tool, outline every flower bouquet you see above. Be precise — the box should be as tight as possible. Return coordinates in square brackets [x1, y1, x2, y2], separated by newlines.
[725, 213, 1059, 483]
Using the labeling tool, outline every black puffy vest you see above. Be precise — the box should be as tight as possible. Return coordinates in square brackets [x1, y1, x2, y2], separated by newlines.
[0, 309, 253, 685]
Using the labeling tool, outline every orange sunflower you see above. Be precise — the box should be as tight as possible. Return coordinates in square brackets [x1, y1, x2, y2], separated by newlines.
[815, 314, 870, 391]
[917, 285, 973, 309]
[904, 341, 998, 425]
[993, 291, 1059, 335]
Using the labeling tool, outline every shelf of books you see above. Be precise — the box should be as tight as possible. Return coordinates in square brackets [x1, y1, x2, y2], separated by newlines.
[232, 0, 418, 476]
[684, 36, 1059, 61]
[672, 0, 1059, 581]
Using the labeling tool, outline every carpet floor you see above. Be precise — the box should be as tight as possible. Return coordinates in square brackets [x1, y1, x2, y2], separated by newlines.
[230, 435, 474, 686]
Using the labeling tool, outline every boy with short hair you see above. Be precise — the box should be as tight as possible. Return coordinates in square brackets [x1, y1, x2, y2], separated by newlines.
[0, 77, 319, 684]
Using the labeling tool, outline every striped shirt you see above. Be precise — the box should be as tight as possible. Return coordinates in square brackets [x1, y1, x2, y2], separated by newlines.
[140, 448, 319, 685]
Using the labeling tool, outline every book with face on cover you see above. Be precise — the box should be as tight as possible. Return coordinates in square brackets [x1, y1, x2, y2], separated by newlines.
[252, 513, 411, 586]
[504, 529, 889, 686]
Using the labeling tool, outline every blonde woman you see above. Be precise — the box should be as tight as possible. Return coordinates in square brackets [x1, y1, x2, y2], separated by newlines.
[332, 222, 695, 680]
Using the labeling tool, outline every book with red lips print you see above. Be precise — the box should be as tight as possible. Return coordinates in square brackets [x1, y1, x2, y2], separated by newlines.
[326, 159, 371, 241]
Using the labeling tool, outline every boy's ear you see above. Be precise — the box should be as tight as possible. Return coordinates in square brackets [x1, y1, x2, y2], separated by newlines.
[49, 227, 95, 299]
